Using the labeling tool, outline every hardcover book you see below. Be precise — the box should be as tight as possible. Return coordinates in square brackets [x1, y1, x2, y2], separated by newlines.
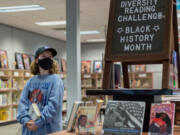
[22, 53, 30, 70]
[0, 49, 9, 68]
[81, 60, 91, 74]
[148, 103, 175, 135]
[67, 101, 83, 131]
[75, 106, 97, 135]
[28, 103, 41, 121]
[61, 59, 67, 73]
[93, 60, 102, 73]
[103, 101, 146, 135]
[15, 53, 24, 69]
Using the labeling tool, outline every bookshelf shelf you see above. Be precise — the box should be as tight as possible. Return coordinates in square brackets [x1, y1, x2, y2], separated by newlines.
[0, 89, 12, 92]
[0, 105, 11, 108]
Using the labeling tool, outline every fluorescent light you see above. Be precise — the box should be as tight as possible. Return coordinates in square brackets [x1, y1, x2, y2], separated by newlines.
[64, 30, 100, 35]
[87, 38, 105, 42]
[80, 31, 100, 35]
[35, 21, 66, 26]
[0, 5, 46, 13]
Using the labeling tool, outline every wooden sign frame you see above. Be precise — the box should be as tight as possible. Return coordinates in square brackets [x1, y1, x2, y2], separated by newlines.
[103, 0, 180, 89]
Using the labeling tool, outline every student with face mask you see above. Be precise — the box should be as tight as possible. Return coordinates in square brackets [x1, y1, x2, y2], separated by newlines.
[17, 46, 64, 135]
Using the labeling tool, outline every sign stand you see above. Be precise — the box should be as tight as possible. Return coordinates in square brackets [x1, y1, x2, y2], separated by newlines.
[103, 0, 179, 89]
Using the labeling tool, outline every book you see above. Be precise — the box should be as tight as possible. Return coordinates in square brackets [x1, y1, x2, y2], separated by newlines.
[28, 103, 41, 121]
[103, 101, 146, 135]
[15, 53, 24, 69]
[75, 106, 97, 135]
[22, 53, 30, 70]
[0, 49, 9, 69]
[148, 103, 175, 135]
[61, 59, 67, 73]
[67, 101, 83, 132]
[93, 60, 102, 73]
[81, 60, 91, 74]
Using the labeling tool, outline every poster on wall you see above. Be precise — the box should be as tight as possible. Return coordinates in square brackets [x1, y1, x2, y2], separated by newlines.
[22, 54, 30, 70]
[15, 53, 24, 69]
[0, 49, 9, 69]
[93, 60, 102, 73]
[81, 60, 91, 74]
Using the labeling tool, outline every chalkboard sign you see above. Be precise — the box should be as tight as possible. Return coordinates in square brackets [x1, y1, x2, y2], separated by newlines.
[106, 0, 172, 62]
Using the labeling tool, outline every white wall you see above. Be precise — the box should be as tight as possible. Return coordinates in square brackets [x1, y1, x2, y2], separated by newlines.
[0, 24, 66, 68]
[81, 42, 105, 60]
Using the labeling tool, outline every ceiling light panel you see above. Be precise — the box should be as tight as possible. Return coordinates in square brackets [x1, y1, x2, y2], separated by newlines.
[0, 5, 46, 13]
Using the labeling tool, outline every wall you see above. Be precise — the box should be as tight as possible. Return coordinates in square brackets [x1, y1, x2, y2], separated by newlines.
[0, 24, 66, 68]
[0, 24, 162, 89]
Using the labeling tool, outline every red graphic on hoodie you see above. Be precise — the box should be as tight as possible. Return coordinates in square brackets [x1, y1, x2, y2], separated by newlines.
[29, 89, 43, 103]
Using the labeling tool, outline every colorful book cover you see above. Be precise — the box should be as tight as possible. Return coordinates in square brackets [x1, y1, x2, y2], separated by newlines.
[93, 60, 102, 73]
[103, 101, 146, 135]
[61, 59, 67, 73]
[22, 53, 30, 70]
[15, 53, 24, 69]
[0, 49, 9, 69]
[148, 103, 175, 135]
[75, 106, 97, 135]
[81, 60, 91, 74]
[67, 101, 83, 132]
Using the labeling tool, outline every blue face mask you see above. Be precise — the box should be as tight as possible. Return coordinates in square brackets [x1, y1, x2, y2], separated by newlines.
[38, 57, 53, 70]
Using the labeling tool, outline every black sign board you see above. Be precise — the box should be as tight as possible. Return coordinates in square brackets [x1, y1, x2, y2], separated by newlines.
[105, 0, 171, 62]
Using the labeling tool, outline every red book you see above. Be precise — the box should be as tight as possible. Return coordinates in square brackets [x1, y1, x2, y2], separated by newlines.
[148, 103, 175, 135]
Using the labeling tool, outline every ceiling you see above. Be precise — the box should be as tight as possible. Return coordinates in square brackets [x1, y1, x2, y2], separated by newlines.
[0, 1, 180, 43]
[0, 0, 110, 43]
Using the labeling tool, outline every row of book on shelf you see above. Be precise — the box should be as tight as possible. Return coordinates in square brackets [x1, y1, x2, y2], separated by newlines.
[65, 100, 175, 135]
[0, 78, 27, 89]
[0, 108, 17, 121]
[0, 92, 20, 106]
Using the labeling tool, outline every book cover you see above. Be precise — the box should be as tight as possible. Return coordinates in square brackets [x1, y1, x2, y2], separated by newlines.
[61, 59, 67, 73]
[103, 101, 146, 135]
[93, 60, 102, 73]
[81, 60, 91, 74]
[67, 101, 83, 132]
[75, 106, 97, 135]
[148, 103, 175, 135]
[15, 53, 24, 69]
[28, 103, 41, 121]
[22, 53, 30, 70]
[0, 49, 9, 69]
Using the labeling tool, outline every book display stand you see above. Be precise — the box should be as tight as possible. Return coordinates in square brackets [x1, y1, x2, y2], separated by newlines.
[86, 0, 180, 133]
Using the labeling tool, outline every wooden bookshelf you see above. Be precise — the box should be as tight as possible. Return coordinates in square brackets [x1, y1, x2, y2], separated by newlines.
[129, 72, 153, 88]
[0, 69, 32, 124]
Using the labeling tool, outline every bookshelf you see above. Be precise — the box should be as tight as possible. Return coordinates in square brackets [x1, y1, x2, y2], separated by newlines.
[129, 72, 153, 88]
[0, 69, 31, 124]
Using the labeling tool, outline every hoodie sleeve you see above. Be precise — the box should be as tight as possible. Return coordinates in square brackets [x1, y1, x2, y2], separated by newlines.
[16, 80, 31, 126]
[35, 77, 64, 128]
